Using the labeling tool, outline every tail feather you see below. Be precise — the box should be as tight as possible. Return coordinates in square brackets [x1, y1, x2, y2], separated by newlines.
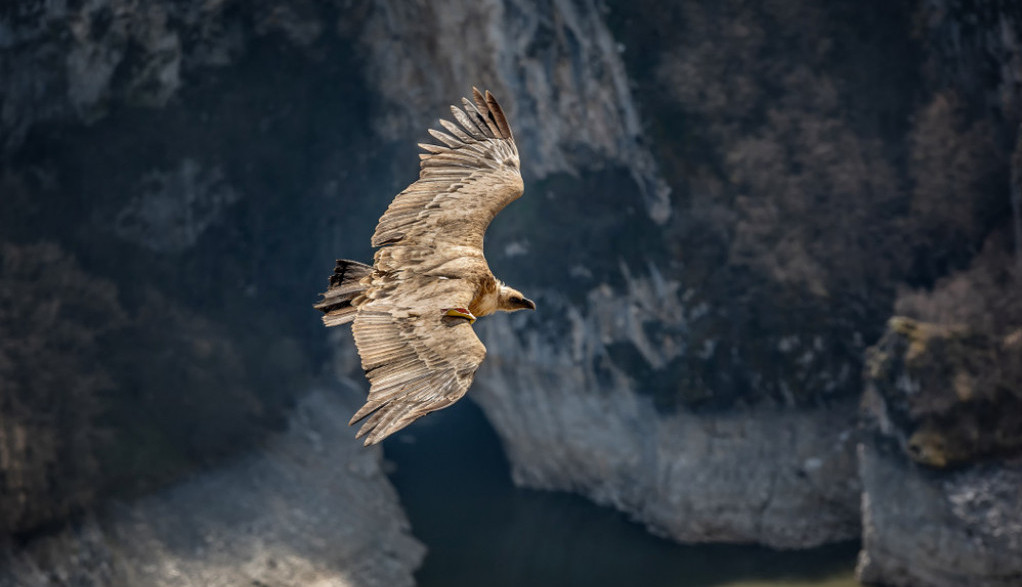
[315, 259, 372, 326]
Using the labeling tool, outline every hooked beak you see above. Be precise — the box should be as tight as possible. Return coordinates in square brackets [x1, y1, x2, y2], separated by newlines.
[522, 297, 536, 311]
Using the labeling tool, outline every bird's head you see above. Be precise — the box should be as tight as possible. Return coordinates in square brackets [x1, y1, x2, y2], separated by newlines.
[497, 285, 536, 313]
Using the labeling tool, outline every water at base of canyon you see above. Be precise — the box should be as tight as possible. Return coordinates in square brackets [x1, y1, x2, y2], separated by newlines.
[385, 401, 860, 587]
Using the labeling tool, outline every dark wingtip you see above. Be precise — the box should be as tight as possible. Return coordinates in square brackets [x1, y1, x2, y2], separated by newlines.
[472, 88, 489, 118]
[484, 90, 513, 139]
[467, 87, 512, 140]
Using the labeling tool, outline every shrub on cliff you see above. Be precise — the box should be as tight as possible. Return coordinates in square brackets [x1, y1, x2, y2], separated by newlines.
[864, 315, 1022, 468]
[0, 242, 125, 534]
[0, 242, 309, 535]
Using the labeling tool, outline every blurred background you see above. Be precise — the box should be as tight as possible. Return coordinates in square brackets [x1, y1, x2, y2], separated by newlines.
[1, 0, 1020, 585]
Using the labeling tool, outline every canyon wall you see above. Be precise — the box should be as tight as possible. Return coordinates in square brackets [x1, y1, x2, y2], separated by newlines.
[1, 1, 1021, 586]
[0, 387, 424, 587]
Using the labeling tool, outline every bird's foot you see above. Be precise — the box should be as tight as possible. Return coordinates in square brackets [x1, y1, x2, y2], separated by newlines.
[444, 307, 477, 324]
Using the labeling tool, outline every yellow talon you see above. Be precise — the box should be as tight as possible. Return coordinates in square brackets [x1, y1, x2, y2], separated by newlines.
[444, 307, 477, 324]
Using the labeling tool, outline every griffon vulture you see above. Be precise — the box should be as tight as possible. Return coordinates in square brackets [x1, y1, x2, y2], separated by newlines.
[315, 88, 534, 445]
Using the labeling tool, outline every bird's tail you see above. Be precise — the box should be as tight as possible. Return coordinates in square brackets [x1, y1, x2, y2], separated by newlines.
[315, 259, 372, 327]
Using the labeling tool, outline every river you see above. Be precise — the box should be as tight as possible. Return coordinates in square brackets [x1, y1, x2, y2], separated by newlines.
[384, 400, 860, 587]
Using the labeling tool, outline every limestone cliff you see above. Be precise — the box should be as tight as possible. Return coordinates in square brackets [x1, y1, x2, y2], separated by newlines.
[857, 445, 1022, 587]
[355, 0, 670, 223]
[856, 312, 1022, 585]
[473, 269, 861, 548]
[0, 387, 424, 587]
[851, 5, 1022, 568]
[3, 1, 1022, 586]
[1, 1, 422, 582]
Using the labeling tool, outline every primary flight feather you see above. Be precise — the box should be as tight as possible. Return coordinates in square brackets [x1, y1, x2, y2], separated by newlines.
[315, 88, 535, 445]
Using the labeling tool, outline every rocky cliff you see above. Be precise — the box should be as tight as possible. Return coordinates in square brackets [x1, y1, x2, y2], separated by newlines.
[0, 387, 424, 587]
[848, 4, 1022, 582]
[1, 1, 423, 583]
[2, 0, 1022, 586]
[858, 318, 1022, 586]
[473, 0, 982, 554]
[857, 445, 1022, 587]
[855, 286, 1022, 585]
[472, 270, 861, 548]
[355, 0, 670, 223]
[470, 0, 1022, 579]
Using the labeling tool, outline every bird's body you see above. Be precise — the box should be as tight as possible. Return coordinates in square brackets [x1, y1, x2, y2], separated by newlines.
[315, 88, 534, 445]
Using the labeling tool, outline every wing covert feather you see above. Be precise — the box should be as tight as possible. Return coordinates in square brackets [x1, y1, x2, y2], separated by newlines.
[349, 276, 486, 445]
[371, 88, 523, 251]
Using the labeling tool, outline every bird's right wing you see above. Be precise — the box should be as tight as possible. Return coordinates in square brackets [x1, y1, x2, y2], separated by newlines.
[371, 88, 523, 253]
[349, 275, 486, 445]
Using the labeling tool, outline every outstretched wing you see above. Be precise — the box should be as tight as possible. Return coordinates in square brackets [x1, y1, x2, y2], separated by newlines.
[371, 88, 523, 252]
[346, 89, 522, 444]
[349, 275, 486, 445]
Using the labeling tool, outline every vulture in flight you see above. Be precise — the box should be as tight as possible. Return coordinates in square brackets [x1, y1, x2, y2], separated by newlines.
[315, 88, 535, 445]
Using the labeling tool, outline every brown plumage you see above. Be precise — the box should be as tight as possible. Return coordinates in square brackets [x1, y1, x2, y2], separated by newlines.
[315, 88, 535, 445]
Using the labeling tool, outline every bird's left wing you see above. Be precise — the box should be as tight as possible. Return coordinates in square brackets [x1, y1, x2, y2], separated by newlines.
[349, 275, 486, 445]
[371, 88, 522, 253]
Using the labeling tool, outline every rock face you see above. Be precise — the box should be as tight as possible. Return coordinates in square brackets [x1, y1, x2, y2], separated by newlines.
[3, 0, 1022, 586]
[846, 7, 1022, 579]
[473, 269, 862, 548]
[1, 0, 372, 536]
[857, 445, 1022, 587]
[357, 0, 671, 223]
[3, 0, 206, 152]
[470, 0, 1022, 567]
[0, 387, 425, 587]
[0, 0, 352, 154]
[857, 317, 1022, 586]
[113, 158, 240, 253]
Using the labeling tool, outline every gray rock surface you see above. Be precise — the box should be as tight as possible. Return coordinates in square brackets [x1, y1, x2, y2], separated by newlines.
[472, 268, 861, 548]
[0, 387, 424, 587]
[3, 0, 195, 151]
[114, 158, 240, 252]
[2, 0, 668, 221]
[857, 444, 1022, 587]
[358, 0, 671, 223]
[856, 315, 1022, 586]
[4, 2, 1021, 587]
[0, 0, 336, 153]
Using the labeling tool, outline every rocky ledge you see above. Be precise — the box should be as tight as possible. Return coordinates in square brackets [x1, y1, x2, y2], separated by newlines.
[473, 268, 862, 549]
[0, 387, 424, 587]
[856, 317, 1022, 586]
[857, 444, 1022, 587]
